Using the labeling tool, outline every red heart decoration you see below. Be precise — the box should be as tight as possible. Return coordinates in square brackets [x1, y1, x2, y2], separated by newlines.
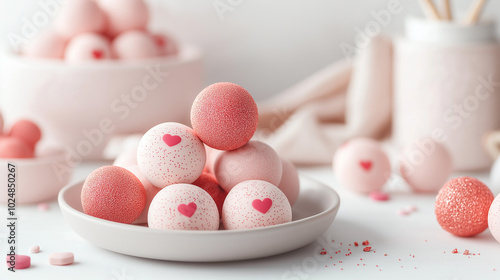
[92, 50, 103, 59]
[178, 202, 197, 217]
[155, 36, 165, 47]
[252, 198, 272, 214]
[360, 160, 372, 171]
[163, 134, 181, 147]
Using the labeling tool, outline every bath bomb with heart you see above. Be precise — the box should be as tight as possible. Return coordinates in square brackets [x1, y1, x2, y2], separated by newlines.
[214, 140, 282, 192]
[192, 172, 227, 217]
[54, 0, 106, 38]
[99, 0, 149, 37]
[488, 193, 500, 244]
[148, 183, 219, 230]
[111, 31, 159, 59]
[125, 165, 161, 225]
[22, 29, 66, 59]
[65, 33, 112, 62]
[277, 157, 300, 206]
[137, 122, 206, 188]
[222, 180, 292, 230]
[152, 33, 178, 56]
[333, 138, 391, 194]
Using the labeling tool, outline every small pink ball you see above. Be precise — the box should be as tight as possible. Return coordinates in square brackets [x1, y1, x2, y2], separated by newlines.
[54, 0, 106, 39]
[0, 138, 33, 158]
[99, 0, 149, 37]
[277, 157, 300, 206]
[22, 29, 66, 59]
[152, 33, 178, 56]
[191, 82, 258, 151]
[111, 31, 159, 59]
[64, 33, 112, 62]
[81, 166, 146, 224]
[435, 177, 494, 237]
[333, 138, 391, 194]
[203, 144, 222, 174]
[489, 193, 500, 244]
[125, 165, 161, 225]
[214, 140, 282, 193]
[9, 120, 42, 147]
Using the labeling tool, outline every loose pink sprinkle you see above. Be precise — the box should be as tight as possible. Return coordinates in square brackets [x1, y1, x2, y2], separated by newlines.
[398, 209, 410, 216]
[384, 254, 387, 256]
[452, 248, 458, 254]
[362, 240, 369, 246]
[463, 250, 469, 255]
[37, 203, 50, 211]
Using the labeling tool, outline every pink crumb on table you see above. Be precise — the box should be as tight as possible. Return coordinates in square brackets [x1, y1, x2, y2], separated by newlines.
[49, 252, 74, 266]
[362, 240, 369, 246]
[363, 247, 371, 252]
[452, 248, 458, 254]
[30, 246, 40, 254]
[463, 250, 470, 255]
[6, 255, 31, 269]
[37, 203, 50, 211]
[370, 192, 390, 201]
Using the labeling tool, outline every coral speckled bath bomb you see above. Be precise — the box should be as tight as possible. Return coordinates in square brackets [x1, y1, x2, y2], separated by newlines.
[137, 122, 206, 188]
[148, 184, 219, 230]
[333, 138, 391, 194]
[222, 180, 292, 230]
[22, 29, 66, 59]
[9, 119, 41, 147]
[489, 194, 500, 244]
[214, 140, 282, 192]
[0, 138, 33, 158]
[192, 172, 227, 217]
[191, 82, 258, 151]
[81, 166, 146, 224]
[99, 0, 149, 37]
[54, 0, 106, 39]
[65, 33, 112, 62]
[435, 177, 494, 237]
[112, 31, 159, 59]
[125, 165, 161, 225]
[277, 157, 300, 206]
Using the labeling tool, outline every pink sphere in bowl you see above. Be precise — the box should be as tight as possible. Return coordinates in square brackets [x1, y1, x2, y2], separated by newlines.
[203, 144, 222, 174]
[191, 82, 258, 151]
[214, 140, 282, 193]
[277, 157, 300, 206]
[112, 31, 159, 60]
[488, 193, 500, 244]
[124, 165, 161, 225]
[65, 33, 112, 62]
[152, 33, 178, 56]
[333, 138, 391, 194]
[8, 119, 42, 147]
[0, 138, 33, 158]
[54, 0, 106, 39]
[99, 0, 149, 37]
[22, 29, 66, 59]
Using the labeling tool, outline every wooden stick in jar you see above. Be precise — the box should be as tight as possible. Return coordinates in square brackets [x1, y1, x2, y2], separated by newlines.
[465, 0, 487, 24]
[419, 0, 441, 20]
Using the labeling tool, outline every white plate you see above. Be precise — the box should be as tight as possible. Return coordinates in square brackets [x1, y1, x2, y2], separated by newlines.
[58, 176, 340, 262]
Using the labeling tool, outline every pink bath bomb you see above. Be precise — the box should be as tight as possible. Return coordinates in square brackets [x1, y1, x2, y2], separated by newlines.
[22, 29, 66, 59]
[400, 138, 453, 193]
[333, 138, 391, 194]
[435, 177, 494, 237]
[125, 165, 161, 224]
[111, 31, 159, 59]
[99, 0, 149, 37]
[137, 122, 206, 188]
[489, 194, 500, 244]
[152, 33, 178, 56]
[148, 184, 219, 230]
[278, 158, 300, 206]
[214, 140, 282, 192]
[192, 172, 227, 217]
[54, 0, 106, 39]
[9, 119, 41, 147]
[204, 145, 223, 174]
[64, 33, 112, 62]
[222, 180, 292, 230]
[191, 82, 258, 151]
[81, 166, 146, 224]
[0, 138, 33, 158]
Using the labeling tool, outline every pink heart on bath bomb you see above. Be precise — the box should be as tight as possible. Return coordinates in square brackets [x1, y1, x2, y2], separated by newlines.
[178, 202, 197, 217]
[92, 49, 103, 59]
[359, 160, 372, 171]
[252, 198, 272, 214]
[163, 134, 181, 147]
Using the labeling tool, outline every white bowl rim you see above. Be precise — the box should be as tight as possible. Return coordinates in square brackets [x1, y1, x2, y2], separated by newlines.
[0, 149, 67, 166]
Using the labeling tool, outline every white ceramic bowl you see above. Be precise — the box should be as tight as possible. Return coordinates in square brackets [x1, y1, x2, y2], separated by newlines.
[58, 176, 340, 262]
[0, 45, 204, 159]
[0, 149, 73, 204]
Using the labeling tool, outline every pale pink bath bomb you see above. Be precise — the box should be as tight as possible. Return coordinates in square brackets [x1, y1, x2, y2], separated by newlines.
[81, 166, 146, 224]
[191, 82, 258, 151]
[0, 138, 33, 158]
[137, 122, 206, 188]
[192, 172, 227, 217]
[125, 165, 161, 225]
[111, 31, 159, 59]
[278, 157, 300, 206]
[204, 144, 222, 174]
[22, 29, 66, 59]
[54, 0, 106, 39]
[9, 119, 41, 147]
[222, 180, 292, 230]
[148, 184, 219, 230]
[333, 138, 391, 194]
[214, 140, 282, 192]
[99, 0, 149, 37]
[65, 33, 112, 62]
[152, 33, 178, 56]
[488, 193, 500, 244]
[400, 138, 453, 193]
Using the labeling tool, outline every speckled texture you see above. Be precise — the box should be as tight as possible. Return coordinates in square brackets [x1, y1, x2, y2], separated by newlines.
[9, 119, 41, 147]
[488, 194, 500, 244]
[148, 184, 219, 230]
[435, 177, 494, 237]
[222, 180, 292, 230]
[22, 29, 66, 59]
[192, 172, 227, 217]
[111, 31, 159, 59]
[99, 0, 149, 37]
[137, 122, 206, 188]
[125, 165, 161, 224]
[190, 82, 258, 151]
[277, 157, 300, 206]
[214, 140, 282, 192]
[65, 33, 112, 62]
[0, 137, 33, 158]
[81, 166, 146, 224]
[54, 0, 106, 38]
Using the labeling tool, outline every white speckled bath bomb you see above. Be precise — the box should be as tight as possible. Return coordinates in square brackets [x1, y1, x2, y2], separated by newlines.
[488, 193, 500, 244]
[222, 180, 292, 230]
[137, 122, 206, 188]
[148, 184, 219, 230]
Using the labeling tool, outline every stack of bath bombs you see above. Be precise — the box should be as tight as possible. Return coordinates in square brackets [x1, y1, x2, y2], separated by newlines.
[81, 82, 300, 231]
[22, 0, 177, 61]
[0, 113, 42, 159]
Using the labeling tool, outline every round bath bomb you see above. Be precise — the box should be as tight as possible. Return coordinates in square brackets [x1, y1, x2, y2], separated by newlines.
[222, 180, 292, 230]
[0, 138, 33, 158]
[489, 193, 500, 244]
[137, 122, 206, 188]
[333, 138, 391, 194]
[99, 0, 149, 37]
[9, 119, 41, 147]
[191, 82, 258, 151]
[54, 0, 106, 38]
[111, 31, 159, 59]
[148, 184, 219, 230]
[435, 177, 494, 237]
[125, 165, 161, 224]
[278, 157, 300, 206]
[152, 33, 178, 56]
[65, 33, 112, 62]
[204, 145, 222, 174]
[399, 138, 452, 193]
[22, 29, 66, 59]
[192, 172, 227, 217]
[214, 140, 282, 192]
[81, 166, 146, 224]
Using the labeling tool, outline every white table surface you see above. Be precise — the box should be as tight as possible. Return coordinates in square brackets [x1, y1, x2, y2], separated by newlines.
[2, 161, 500, 280]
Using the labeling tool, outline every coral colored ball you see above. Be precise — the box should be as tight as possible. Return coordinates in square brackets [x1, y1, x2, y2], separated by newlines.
[192, 172, 227, 217]
[9, 120, 41, 147]
[190, 82, 258, 151]
[81, 166, 146, 224]
[435, 177, 494, 237]
[0, 138, 33, 158]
